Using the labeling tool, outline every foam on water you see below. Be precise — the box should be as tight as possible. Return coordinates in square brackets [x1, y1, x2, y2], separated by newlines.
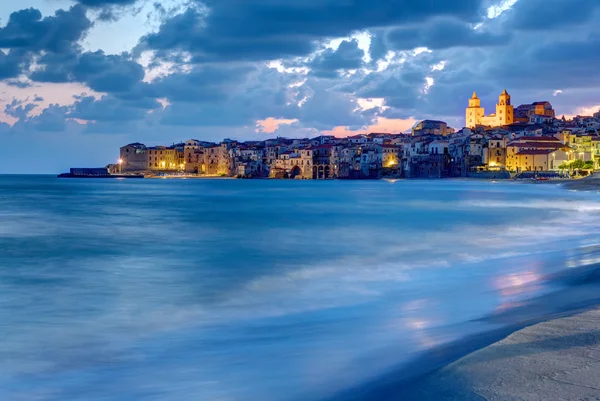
[0, 176, 599, 401]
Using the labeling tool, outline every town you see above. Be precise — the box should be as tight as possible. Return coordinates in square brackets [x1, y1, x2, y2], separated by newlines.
[115, 90, 600, 179]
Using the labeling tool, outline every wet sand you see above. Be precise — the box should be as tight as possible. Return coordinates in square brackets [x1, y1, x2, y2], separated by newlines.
[320, 265, 600, 401]
[563, 174, 600, 191]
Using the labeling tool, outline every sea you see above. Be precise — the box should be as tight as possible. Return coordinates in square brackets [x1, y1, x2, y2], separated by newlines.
[1, 175, 600, 401]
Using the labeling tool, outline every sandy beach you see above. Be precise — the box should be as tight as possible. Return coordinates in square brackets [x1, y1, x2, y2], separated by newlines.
[403, 308, 600, 400]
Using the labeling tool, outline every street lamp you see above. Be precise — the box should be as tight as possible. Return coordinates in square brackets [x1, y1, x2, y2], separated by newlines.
[118, 158, 123, 173]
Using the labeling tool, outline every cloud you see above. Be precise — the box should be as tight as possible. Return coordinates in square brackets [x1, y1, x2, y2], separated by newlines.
[5, 79, 32, 88]
[503, 0, 600, 31]
[67, 95, 162, 123]
[4, 99, 37, 120]
[141, 0, 486, 63]
[75, 0, 138, 6]
[309, 39, 365, 78]
[256, 118, 298, 133]
[0, 50, 26, 80]
[386, 18, 511, 51]
[323, 116, 416, 137]
[0, 6, 91, 53]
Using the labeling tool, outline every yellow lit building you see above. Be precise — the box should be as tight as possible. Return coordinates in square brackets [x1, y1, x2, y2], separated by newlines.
[382, 145, 400, 167]
[465, 90, 514, 128]
[571, 133, 600, 163]
[506, 136, 570, 172]
[147, 146, 184, 171]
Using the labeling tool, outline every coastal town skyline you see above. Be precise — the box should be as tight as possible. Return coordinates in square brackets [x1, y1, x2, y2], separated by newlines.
[112, 91, 600, 180]
[0, 0, 599, 173]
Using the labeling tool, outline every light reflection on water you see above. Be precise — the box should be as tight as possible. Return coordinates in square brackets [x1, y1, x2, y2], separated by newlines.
[0, 176, 599, 401]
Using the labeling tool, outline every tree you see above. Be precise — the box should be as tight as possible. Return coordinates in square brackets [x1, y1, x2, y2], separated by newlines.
[583, 160, 595, 169]
[571, 159, 585, 169]
[558, 162, 569, 170]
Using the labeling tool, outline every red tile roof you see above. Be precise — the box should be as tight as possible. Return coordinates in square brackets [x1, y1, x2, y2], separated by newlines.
[516, 149, 555, 155]
[514, 136, 560, 141]
[508, 142, 563, 148]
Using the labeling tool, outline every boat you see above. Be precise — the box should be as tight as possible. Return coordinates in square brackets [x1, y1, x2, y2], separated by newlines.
[57, 168, 144, 179]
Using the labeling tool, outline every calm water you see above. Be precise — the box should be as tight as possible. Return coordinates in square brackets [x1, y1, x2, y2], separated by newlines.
[1, 176, 600, 400]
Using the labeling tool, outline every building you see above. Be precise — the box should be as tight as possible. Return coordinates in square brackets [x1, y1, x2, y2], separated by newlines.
[119, 143, 148, 172]
[184, 139, 204, 173]
[412, 120, 453, 136]
[147, 145, 184, 171]
[465, 90, 514, 128]
[506, 136, 570, 172]
[382, 145, 401, 168]
[484, 136, 508, 169]
[511, 149, 570, 172]
[515, 101, 556, 123]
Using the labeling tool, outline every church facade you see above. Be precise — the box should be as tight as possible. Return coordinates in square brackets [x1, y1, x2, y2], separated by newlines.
[465, 90, 514, 128]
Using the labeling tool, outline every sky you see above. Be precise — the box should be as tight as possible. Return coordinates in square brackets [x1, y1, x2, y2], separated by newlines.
[0, 0, 600, 173]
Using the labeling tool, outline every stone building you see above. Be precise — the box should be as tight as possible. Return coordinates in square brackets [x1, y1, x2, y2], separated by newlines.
[412, 120, 453, 136]
[119, 143, 148, 172]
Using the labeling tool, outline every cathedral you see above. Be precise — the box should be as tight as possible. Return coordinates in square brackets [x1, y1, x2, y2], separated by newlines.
[465, 90, 514, 128]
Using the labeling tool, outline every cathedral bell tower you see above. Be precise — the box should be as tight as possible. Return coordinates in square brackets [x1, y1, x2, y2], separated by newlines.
[465, 91, 484, 128]
[496, 89, 514, 126]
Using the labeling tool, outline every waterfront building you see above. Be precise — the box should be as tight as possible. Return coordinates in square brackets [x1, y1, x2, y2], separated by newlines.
[204, 144, 230, 176]
[184, 139, 204, 174]
[506, 136, 569, 172]
[120, 143, 148, 172]
[147, 145, 183, 171]
[465, 90, 514, 128]
[382, 145, 401, 168]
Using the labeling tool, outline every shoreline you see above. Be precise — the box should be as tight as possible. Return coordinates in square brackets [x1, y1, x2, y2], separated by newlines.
[319, 263, 600, 401]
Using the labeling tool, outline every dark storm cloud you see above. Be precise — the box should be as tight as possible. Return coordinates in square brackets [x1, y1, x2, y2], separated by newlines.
[309, 39, 365, 78]
[150, 64, 257, 102]
[68, 95, 161, 122]
[74, 51, 145, 93]
[141, 0, 486, 62]
[368, 30, 388, 64]
[75, 0, 138, 6]
[484, 36, 600, 90]
[0, 50, 26, 80]
[387, 18, 511, 51]
[504, 0, 600, 31]
[31, 50, 146, 95]
[0, 6, 91, 53]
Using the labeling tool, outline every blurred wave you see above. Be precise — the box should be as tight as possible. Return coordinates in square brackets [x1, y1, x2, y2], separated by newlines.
[0, 176, 599, 400]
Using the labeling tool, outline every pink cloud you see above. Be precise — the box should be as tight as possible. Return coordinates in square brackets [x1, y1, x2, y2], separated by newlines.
[256, 117, 298, 133]
[323, 117, 416, 137]
[0, 82, 103, 125]
[564, 104, 600, 119]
